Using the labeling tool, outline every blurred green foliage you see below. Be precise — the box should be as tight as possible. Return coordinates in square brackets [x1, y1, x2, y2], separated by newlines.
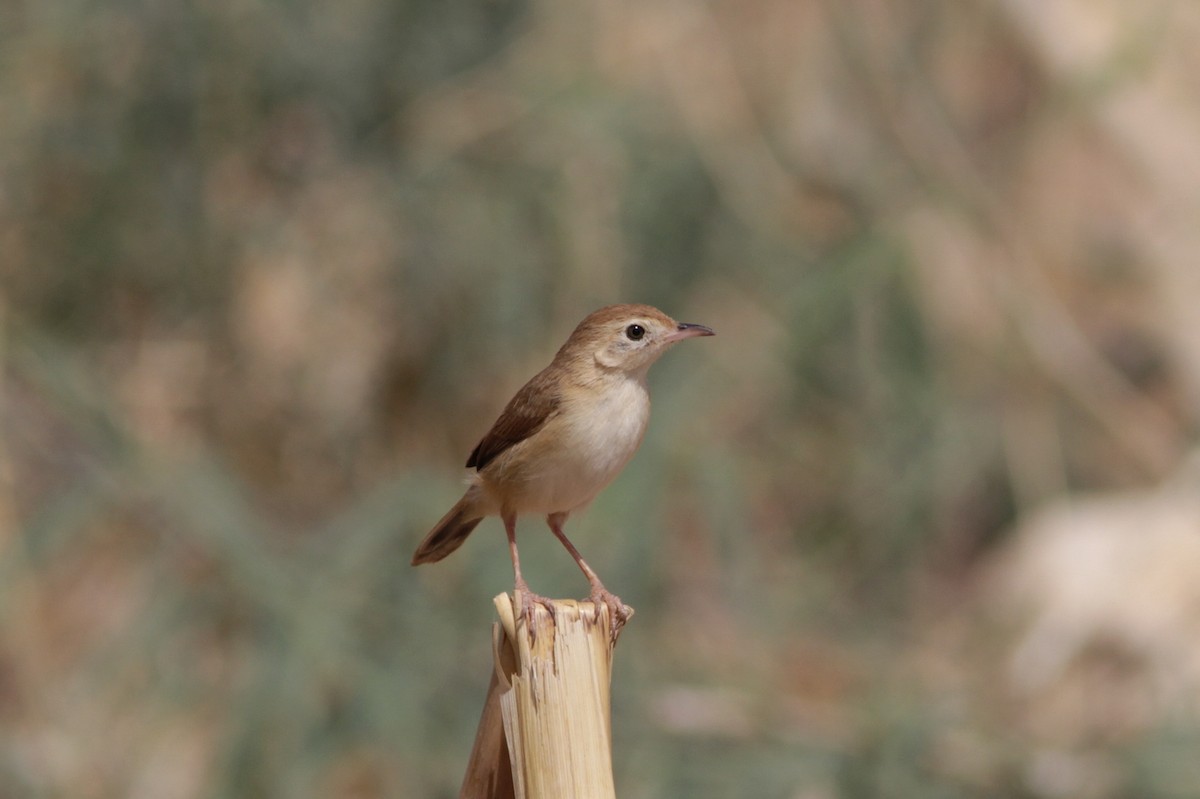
[3, 0, 1199, 796]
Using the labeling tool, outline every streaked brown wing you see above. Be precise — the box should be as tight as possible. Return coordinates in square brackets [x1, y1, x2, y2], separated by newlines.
[467, 367, 561, 470]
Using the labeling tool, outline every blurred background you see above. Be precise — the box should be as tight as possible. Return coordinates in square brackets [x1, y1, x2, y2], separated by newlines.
[4, 0, 1200, 796]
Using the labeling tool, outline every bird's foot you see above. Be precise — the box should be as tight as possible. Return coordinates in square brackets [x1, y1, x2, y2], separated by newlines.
[588, 584, 634, 644]
[513, 581, 558, 634]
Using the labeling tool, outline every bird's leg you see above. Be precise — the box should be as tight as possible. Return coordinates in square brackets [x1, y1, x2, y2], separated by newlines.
[504, 512, 555, 630]
[546, 513, 633, 640]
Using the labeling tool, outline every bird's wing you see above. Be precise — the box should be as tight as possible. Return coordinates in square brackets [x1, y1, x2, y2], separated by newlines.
[467, 367, 561, 471]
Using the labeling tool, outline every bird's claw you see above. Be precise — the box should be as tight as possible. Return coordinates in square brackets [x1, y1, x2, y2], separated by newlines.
[513, 581, 632, 645]
[514, 583, 557, 634]
[588, 585, 634, 644]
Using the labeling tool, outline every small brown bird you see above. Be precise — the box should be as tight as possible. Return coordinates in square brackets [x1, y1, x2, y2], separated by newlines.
[412, 304, 714, 634]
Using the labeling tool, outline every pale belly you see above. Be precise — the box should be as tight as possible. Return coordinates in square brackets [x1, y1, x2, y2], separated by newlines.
[480, 377, 650, 515]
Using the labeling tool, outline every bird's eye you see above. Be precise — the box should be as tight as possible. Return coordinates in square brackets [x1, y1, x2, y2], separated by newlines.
[625, 324, 645, 341]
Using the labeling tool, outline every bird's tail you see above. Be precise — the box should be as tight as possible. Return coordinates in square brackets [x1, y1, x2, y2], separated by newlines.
[411, 491, 484, 565]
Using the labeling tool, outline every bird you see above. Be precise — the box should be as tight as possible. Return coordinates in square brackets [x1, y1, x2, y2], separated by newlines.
[411, 303, 714, 637]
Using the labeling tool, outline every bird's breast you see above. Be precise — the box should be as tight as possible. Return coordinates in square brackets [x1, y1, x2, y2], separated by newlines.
[561, 377, 650, 478]
[483, 376, 650, 515]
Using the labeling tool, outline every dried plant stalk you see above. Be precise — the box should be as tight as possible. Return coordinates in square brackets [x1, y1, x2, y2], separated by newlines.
[458, 667, 516, 799]
[459, 594, 620, 799]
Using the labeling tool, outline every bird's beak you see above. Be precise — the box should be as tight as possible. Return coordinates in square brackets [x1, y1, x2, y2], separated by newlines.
[663, 322, 715, 344]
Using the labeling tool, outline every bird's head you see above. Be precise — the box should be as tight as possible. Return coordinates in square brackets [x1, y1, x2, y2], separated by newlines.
[560, 303, 715, 376]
